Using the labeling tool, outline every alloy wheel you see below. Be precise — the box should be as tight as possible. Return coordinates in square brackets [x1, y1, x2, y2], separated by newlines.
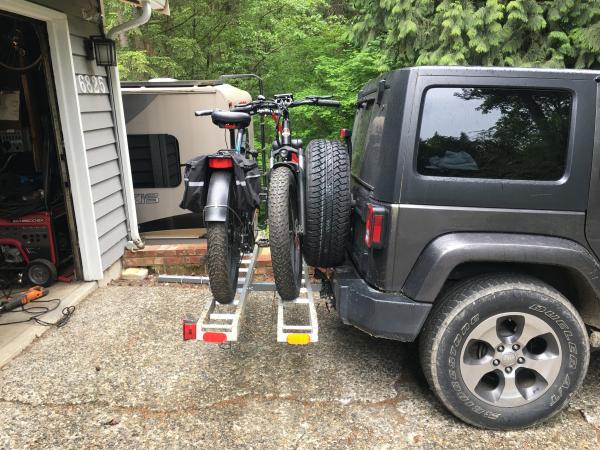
[459, 312, 562, 407]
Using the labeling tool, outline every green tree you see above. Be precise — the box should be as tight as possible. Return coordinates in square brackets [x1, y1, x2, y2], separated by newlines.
[351, 0, 600, 68]
[104, 0, 381, 141]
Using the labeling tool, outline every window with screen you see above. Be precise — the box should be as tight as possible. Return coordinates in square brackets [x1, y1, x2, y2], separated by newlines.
[128, 134, 181, 188]
[416, 87, 572, 181]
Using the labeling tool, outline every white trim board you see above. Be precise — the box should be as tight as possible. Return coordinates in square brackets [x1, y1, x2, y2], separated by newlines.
[2, 0, 104, 280]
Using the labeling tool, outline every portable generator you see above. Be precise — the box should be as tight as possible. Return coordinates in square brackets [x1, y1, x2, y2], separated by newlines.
[0, 207, 72, 286]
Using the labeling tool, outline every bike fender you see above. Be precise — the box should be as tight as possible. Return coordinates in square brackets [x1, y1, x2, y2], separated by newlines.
[271, 161, 298, 175]
[204, 171, 231, 222]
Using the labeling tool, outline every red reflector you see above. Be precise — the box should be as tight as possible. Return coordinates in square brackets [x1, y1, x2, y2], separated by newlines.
[203, 332, 227, 343]
[340, 128, 351, 138]
[224, 123, 237, 129]
[183, 321, 197, 341]
[208, 158, 233, 169]
[291, 152, 299, 163]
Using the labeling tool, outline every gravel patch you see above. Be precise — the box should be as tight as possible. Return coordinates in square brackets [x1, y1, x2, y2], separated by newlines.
[0, 285, 599, 449]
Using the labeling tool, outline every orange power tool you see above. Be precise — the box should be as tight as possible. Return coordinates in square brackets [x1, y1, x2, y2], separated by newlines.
[0, 286, 49, 313]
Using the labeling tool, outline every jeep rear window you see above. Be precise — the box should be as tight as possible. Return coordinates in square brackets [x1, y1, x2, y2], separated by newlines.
[417, 87, 572, 181]
[350, 99, 376, 180]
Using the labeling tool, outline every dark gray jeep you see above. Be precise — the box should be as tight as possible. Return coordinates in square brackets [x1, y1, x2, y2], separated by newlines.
[331, 66, 600, 430]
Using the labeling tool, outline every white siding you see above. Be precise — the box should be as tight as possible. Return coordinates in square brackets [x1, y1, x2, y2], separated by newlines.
[69, 28, 128, 270]
[27, 0, 130, 271]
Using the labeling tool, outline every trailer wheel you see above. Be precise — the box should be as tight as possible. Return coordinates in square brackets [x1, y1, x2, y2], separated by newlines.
[303, 139, 351, 267]
[419, 274, 589, 430]
[26, 258, 57, 287]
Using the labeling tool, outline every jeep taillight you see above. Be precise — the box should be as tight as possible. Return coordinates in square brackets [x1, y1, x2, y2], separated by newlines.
[364, 203, 385, 248]
[208, 157, 233, 169]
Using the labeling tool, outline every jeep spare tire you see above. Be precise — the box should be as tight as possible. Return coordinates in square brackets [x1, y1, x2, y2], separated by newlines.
[303, 139, 351, 268]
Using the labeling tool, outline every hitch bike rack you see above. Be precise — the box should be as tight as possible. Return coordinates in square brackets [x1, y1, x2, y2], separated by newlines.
[180, 244, 319, 345]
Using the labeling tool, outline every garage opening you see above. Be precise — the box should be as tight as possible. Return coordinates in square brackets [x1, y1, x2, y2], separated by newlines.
[0, 11, 82, 289]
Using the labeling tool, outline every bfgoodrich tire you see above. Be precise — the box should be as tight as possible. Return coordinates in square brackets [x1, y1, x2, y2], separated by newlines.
[419, 274, 589, 430]
[303, 139, 351, 267]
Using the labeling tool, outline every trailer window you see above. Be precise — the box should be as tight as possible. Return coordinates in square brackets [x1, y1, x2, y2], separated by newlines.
[129, 134, 181, 188]
[417, 87, 572, 181]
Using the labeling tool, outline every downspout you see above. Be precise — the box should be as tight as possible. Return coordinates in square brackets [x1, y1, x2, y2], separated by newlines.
[104, 0, 152, 250]
[107, 0, 152, 39]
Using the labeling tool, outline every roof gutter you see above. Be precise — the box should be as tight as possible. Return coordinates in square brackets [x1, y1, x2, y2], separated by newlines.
[105, 0, 153, 250]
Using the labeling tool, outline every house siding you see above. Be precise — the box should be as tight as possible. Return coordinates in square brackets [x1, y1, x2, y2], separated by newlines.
[29, 0, 129, 271]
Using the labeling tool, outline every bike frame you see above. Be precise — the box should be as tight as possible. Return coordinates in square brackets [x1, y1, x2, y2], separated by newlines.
[229, 128, 246, 153]
[228, 94, 339, 237]
[270, 108, 306, 234]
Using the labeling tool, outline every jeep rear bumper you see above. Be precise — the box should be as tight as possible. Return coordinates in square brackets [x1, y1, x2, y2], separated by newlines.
[331, 263, 431, 342]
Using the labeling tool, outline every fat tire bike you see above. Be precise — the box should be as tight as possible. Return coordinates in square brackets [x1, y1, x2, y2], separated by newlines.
[231, 94, 341, 300]
[193, 109, 258, 304]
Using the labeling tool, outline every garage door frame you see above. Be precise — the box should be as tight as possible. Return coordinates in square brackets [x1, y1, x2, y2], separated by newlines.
[2, 0, 104, 280]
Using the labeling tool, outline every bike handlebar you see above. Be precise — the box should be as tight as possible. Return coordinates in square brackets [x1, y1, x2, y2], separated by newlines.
[231, 96, 340, 113]
[230, 104, 259, 113]
[309, 99, 340, 107]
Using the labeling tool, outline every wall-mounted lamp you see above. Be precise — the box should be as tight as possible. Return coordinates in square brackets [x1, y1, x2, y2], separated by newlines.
[85, 36, 117, 67]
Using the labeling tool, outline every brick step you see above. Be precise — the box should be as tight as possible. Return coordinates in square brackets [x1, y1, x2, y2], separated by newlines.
[123, 241, 273, 274]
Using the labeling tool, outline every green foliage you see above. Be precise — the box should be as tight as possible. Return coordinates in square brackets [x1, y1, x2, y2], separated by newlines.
[104, 0, 376, 142]
[104, 0, 600, 143]
[351, 0, 600, 69]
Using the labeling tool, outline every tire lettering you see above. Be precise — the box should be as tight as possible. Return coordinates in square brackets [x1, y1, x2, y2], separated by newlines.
[569, 354, 577, 369]
[564, 330, 573, 340]
[550, 374, 571, 406]
[453, 333, 461, 347]
[461, 323, 470, 336]
[556, 319, 568, 330]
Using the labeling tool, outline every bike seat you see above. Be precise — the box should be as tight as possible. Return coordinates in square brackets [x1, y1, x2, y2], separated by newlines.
[211, 111, 251, 129]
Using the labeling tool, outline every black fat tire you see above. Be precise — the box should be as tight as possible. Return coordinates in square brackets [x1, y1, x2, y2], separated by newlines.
[419, 274, 589, 430]
[26, 258, 57, 287]
[206, 222, 240, 304]
[303, 139, 351, 267]
[269, 166, 302, 300]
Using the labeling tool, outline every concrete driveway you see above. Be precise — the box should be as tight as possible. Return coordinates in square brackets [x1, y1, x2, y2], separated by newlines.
[1, 285, 600, 449]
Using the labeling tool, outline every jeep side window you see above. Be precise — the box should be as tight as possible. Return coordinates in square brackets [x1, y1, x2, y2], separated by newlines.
[416, 87, 572, 181]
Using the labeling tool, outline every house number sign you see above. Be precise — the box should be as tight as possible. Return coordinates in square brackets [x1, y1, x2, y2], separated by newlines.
[76, 74, 107, 94]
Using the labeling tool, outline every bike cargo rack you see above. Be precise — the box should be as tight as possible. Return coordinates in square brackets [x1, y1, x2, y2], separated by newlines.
[177, 243, 319, 345]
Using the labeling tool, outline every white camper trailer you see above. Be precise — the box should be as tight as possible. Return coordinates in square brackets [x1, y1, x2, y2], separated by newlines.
[122, 79, 252, 241]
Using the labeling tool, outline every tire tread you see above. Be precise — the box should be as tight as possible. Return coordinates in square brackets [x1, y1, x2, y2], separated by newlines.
[269, 167, 301, 300]
[303, 139, 351, 267]
[207, 222, 238, 304]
